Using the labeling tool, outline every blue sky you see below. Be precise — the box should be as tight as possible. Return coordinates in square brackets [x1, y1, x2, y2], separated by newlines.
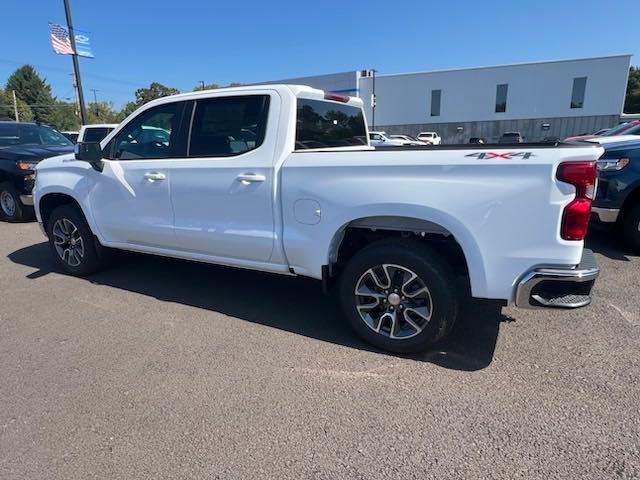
[1, 0, 637, 108]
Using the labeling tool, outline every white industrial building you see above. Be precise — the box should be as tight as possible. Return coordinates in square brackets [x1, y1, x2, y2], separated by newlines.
[266, 54, 632, 143]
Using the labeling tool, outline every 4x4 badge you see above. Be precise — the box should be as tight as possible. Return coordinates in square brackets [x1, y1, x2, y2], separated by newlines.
[465, 152, 536, 159]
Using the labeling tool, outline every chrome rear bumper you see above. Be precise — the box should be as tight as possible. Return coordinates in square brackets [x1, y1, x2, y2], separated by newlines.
[515, 249, 599, 309]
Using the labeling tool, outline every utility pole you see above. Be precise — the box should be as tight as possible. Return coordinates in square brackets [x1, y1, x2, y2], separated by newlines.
[11, 90, 19, 122]
[90, 88, 99, 119]
[70, 73, 80, 121]
[371, 69, 377, 131]
[199, 80, 205, 90]
[63, 0, 87, 124]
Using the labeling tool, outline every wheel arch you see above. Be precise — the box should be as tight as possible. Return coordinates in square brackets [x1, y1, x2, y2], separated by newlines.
[325, 213, 487, 298]
[38, 192, 93, 234]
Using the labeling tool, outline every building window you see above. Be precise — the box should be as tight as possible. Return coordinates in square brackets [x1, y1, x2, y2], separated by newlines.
[430, 89, 441, 117]
[571, 77, 587, 109]
[495, 84, 508, 113]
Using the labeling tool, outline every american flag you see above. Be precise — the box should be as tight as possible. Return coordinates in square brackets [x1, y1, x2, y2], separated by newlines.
[49, 22, 75, 55]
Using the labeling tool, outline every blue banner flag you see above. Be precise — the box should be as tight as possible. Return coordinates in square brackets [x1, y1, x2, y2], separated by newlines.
[74, 30, 94, 58]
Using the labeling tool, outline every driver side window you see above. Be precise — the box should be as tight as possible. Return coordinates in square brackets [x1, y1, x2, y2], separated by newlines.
[111, 102, 183, 160]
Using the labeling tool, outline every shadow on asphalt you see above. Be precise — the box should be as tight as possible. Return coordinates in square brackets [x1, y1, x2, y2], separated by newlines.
[586, 225, 638, 262]
[8, 242, 513, 372]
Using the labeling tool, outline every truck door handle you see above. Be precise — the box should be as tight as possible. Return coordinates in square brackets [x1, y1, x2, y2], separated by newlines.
[144, 172, 166, 182]
[236, 173, 265, 184]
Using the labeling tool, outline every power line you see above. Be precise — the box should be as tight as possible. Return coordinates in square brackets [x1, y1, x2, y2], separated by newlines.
[0, 57, 147, 88]
[0, 103, 77, 108]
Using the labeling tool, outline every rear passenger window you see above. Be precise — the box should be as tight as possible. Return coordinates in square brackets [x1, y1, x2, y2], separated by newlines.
[188, 95, 270, 157]
[296, 99, 367, 149]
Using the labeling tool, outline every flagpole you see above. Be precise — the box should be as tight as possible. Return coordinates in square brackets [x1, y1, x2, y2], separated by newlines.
[63, 0, 87, 125]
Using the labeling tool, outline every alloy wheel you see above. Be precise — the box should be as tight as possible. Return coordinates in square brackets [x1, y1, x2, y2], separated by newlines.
[52, 218, 85, 267]
[354, 264, 433, 339]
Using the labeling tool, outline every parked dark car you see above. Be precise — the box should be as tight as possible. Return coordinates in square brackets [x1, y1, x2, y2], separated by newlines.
[468, 137, 486, 144]
[591, 138, 640, 250]
[498, 132, 524, 143]
[566, 119, 640, 142]
[0, 121, 74, 221]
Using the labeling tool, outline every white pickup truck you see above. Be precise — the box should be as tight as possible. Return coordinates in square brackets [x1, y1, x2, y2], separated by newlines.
[33, 85, 602, 353]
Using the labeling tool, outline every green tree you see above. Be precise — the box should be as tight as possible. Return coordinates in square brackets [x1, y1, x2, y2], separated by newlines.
[87, 101, 121, 124]
[193, 82, 220, 91]
[0, 88, 34, 121]
[625, 66, 640, 114]
[134, 82, 180, 106]
[48, 102, 80, 131]
[6, 65, 56, 123]
[119, 101, 138, 120]
[193, 82, 242, 91]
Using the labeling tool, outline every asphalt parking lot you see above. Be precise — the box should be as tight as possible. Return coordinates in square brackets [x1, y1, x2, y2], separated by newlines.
[1, 222, 639, 479]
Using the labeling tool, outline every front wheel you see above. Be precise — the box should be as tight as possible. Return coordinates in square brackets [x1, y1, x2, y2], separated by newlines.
[339, 238, 459, 353]
[0, 183, 29, 222]
[47, 204, 109, 276]
[622, 202, 640, 252]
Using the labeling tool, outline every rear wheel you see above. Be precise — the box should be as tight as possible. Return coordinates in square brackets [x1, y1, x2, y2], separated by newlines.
[47, 204, 109, 276]
[339, 238, 459, 353]
[622, 202, 640, 252]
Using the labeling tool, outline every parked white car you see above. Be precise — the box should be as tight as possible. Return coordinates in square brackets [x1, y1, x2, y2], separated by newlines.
[78, 123, 118, 143]
[417, 131, 441, 145]
[369, 131, 408, 147]
[389, 135, 430, 145]
[34, 85, 601, 353]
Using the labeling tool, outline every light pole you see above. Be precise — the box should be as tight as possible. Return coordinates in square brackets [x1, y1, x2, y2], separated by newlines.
[63, 0, 87, 124]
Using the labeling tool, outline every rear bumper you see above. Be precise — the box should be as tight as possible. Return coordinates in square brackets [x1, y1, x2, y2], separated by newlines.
[591, 206, 620, 223]
[515, 249, 599, 309]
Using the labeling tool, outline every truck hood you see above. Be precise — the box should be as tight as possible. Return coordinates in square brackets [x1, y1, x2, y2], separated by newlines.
[0, 144, 74, 163]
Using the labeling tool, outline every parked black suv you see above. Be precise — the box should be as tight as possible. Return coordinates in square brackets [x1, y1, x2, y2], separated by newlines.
[0, 121, 74, 221]
[591, 138, 640, 250]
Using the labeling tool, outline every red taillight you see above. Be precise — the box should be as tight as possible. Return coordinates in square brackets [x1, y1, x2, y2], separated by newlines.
[324, 92, 350, 103]
[557, 161, 596, 241]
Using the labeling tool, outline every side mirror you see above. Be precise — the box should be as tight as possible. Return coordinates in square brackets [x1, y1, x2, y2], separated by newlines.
[75, 142, 104, 171]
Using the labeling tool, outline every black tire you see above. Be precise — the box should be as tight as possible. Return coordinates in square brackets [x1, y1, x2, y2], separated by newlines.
[339, 238, 459, 354]
[46, 204, 109, 276]
[0, 183, 28, 222]
[622, 202, 640, 252]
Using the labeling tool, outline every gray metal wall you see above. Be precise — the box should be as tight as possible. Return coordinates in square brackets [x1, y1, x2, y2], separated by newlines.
[378, 115, 621, 144]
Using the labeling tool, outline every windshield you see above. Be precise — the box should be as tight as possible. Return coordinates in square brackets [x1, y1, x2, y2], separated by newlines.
[603, 122, 636, 136]
[0, 123, 73, 148]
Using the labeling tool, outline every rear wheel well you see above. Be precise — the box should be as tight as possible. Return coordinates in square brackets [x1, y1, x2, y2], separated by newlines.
[329, 223, 471, 295]
[39, 193, 84, 233]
